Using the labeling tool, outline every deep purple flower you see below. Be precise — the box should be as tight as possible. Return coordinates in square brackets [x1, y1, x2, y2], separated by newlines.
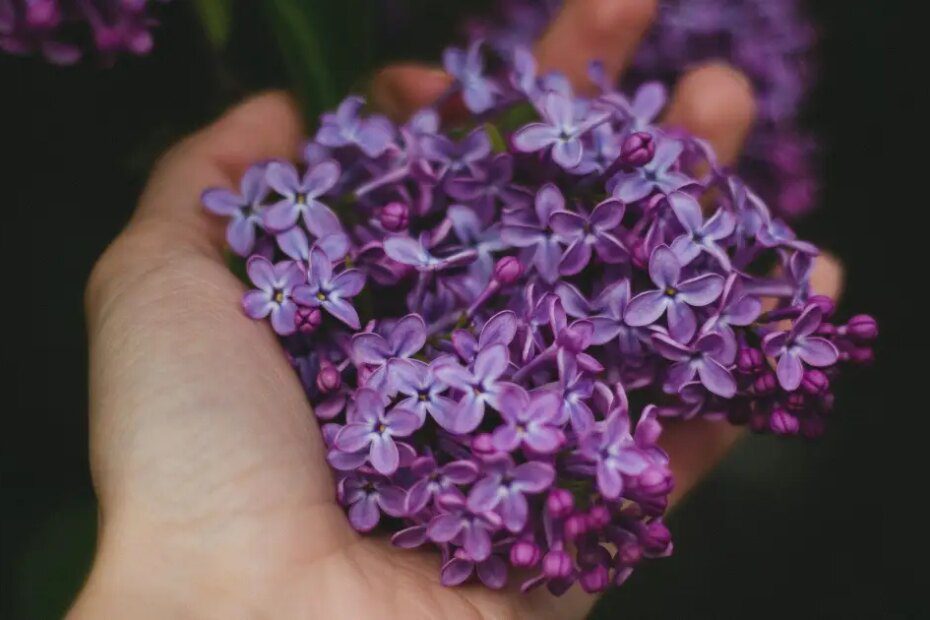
[467, 454, 555, 532]
[422, 126, 492, 180]
[441, 548, 508, 589]
[263, 160, 341, 236]
[241, 256, 305, 336]
[339, 473, 406, 532]
[492, 386, 565, 454]
[763, 305, 839, 391]
[333, 388, 421, 475]
[700, 275, 762, 364]
[293, 247, 365, 329]
[443, 40, 499, 113]
[315, 96, 394, 157]
[625, 245, 725, 342]
[550, 198, 627, 274]
[578, 413, 650, 500]
[202, 163, 268, 256]
[621, 131, 657, 167]
[512, 90, 610, 169]
[607, 137, 692, 202]
[652, 332, 737, 398]
[446, 153, 525, 218]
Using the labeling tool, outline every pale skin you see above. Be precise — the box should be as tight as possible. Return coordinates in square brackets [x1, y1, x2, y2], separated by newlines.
[70, 0, 843, 617]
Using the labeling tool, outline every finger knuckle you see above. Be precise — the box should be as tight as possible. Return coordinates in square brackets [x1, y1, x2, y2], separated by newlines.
[679, 62, 757, 134]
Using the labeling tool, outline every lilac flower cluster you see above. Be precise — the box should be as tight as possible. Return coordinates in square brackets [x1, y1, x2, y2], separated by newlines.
[0, 0, 164, 64]
[466, 0, 820, 219]
[203, 42, 876, 595]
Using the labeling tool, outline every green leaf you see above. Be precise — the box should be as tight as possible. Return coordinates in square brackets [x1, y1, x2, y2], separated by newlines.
[484, 122, 507, 153]
[193, 0, 233, 50]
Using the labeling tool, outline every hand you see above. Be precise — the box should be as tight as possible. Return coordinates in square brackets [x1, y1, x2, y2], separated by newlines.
[71, 1, 843, 617]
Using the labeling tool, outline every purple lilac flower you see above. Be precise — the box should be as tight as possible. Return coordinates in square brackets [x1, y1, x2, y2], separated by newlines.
[202, 164, 269, 257]
[292, 247, 365, 329]
[763, 305, 839, 391]
[512, 91, 610, 170]
[333, 388, 421, 475]
[443, 39, 499, 113]
[625, 245, 724, 342]
[204, 34, 875, 596]
[241, 256, 305, 336]
[315, 96, 394, 158]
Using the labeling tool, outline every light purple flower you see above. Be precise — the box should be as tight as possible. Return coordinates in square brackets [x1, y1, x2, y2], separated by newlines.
[550, 198, 627, 275]
[512, 90, 609, 169]
[351, 314, 427, 390]
[443, 40, 499, 113]
[262, 160, 341, 236]
[467, 454, 555, 532]
[441, 548, 508, 589]
[405, 456, 479, 515]
[241, 256, 305, 335]
[607, 137, 692, 202]
[202, 163, 268, 256]
[434, 344, 512, 434]
[383, 233, 477, 273]
[625, 245, 725, 342]
[651, 332, 737, 398]
[333, 388, 421, 475]
[557, 280, 645, 356]
[293, 247, 365, 329]
[315, 96, 394, 157]
[428, 493, 502, 562]
[763, 305, 839, 391]
[391, 358, 456, 425]
[578, 413, 650, 500]
[422, 126, 492, 180]
[492, 386, 565, 454]
[667, 191, 735, 268]
[700, 275, 762, 364]
[501, 183, 564, 283]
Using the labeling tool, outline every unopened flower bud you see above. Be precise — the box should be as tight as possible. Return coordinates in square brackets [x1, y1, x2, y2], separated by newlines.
[547, 488, 575, 518]
[801, 369, 829, 396]
[579, 565, 609, 593]
[635, 465, 674, 497]
[564, 513, 589, 541]
[641, 521, 672, 554]
[807, 295, 835, 318]
[542, 549, 573, 579]
[753, 371, 777, 395]
[737, 347, 764, 374]
[785, 392, 806, 412]
[769, 409, 800, 435]
[295, 306, 322, 334]
[509, 540, 541, 568]
[587, 505, 611, 531]
[621, 131, 656, 167]
[493, 256, 523, 284]
[848, 346, 875, 365]
[845, 314, 878, 342]
[316, 365, 341, 393]
[379, 201, 409, 232]
[616, 540, 643, 566]
[471, 433, 496, 455]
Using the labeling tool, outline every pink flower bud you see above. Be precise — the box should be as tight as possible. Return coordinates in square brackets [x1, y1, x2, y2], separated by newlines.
[509, 540, 541, 568]
[295, 307, 322, 334]
[543, 549, 573, 579]
[379, 202, 409, 232]
[621, 131, 656, 167]
[845, 315, 878, 342]
[316, 365, 342, 393]
[546, 488, 574, 518]
[579, 565, 609, 593]
[807, 295, 835, 317]
[770, 409, 800, 435]
[801, 369, 829, 396]
[493, 256, 523, 284]
[587, 505, 611, 531]
[564, 514, 588, 541]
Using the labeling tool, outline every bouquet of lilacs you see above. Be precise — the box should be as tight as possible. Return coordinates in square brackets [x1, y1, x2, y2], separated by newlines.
[201, 41, 877, 595]
[467, 0, 820, 219]
[0, 0, 164, 63]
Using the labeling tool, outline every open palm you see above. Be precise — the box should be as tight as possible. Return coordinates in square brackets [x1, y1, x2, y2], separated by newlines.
[71, 2, 842, 617]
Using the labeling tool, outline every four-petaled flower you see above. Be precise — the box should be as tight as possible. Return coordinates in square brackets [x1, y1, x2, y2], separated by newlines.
[351, 314, 427, 390]
[443, 40, 499, 113]
[405, 456, 479, 515]
[763, 305, 839, 391]
[202, 163, 268, 256]
[434, 344, 513, 434]
[468, 454, 555, 532]
[338, 473, 406, 532]
[427, 493, 503, 562]
[512, 90, 610, 169]
[333, 388, 421, 475]
[315, 96, 394, 157]
[263, 160, 341, 236]
[241, 256, 305, 335]
[492, 386, 565, 454]
[578, 413, 650, 500]
[625, 245, 725, 342]
[607, 137, 692, 202]
[501, 183, 565, 283]
[668, 191, 736, 268]
[550, 198, 628, 275]
[293, 247, 365, 329]
[651, 332, 737, 398]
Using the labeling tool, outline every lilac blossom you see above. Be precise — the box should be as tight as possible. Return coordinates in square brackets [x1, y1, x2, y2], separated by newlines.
[550, 198, 627, 274]
[668, 191, 735, 268]
[557, 280, 645, 356]
[492, 386, 565, 454]
[202, 164, 269, 256]
[241, 256, 305, 336]
[292, 247, 365, 329]
[333, 388, 421, 475]
[351, 314, 427, 389]
[441, 548, 508, 589]
[577, 413, 650, 500]
[405, 456, 479, 515]
[607, 137, 693, 202]
[315, 96, 394, 158]
[434, 344, 512, 434]
[501, 183, 564, 283]
[263, 160, 341, 237]
[339, 473, 406, 532]
[763, 305, 839, 391]
[443, 40, 499, 113]
[468, 454, 555, 532]
[625, 245, 725, 342]
[428, 493, 502, 562]
[512, 90, 610, 169]
[651, 333, 737, 398]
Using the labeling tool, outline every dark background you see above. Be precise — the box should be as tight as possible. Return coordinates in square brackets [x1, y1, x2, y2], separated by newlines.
[2, 1, 920, 618]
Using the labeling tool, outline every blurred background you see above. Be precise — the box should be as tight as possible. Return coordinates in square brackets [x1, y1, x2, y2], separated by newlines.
[2, 1, 918, 617]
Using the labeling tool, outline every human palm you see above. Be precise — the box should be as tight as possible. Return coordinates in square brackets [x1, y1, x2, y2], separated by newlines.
[72, 2, 842, 617]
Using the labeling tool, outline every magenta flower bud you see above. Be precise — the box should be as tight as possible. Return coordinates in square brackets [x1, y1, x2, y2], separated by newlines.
[815, 322, 837, 337]
[509, 540, 541, 568]
[801, 369, 830, 396]
[845, 315, 878, 342]
[848, 346, 875, 365]
[769, 409, 800, 436]
[493, 256, 524, 284]
[621, 131, 656, 167]
[753, 371, 777, 395]
[316, 365, 342, 393]
[587, 505, 611, 531]
[564, 514, 589, 541]
[785, 392, 806, 412]
[379, 201, 409, 232]
[542, 549, 573, 579]
[471, 432, 496, 455]
[295, 306, 322, 334]
[801, 416, 826, 439]
[807, 295, 835, 318]
[635, 465, 674, 497]
[546, 488, 574, 518]
[616, 540, 643, 566]
[579, 565, 609, 593]
[737, 347, 764, 374]
[641, 521, 672, 554]
[26, 0, 60, 29]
